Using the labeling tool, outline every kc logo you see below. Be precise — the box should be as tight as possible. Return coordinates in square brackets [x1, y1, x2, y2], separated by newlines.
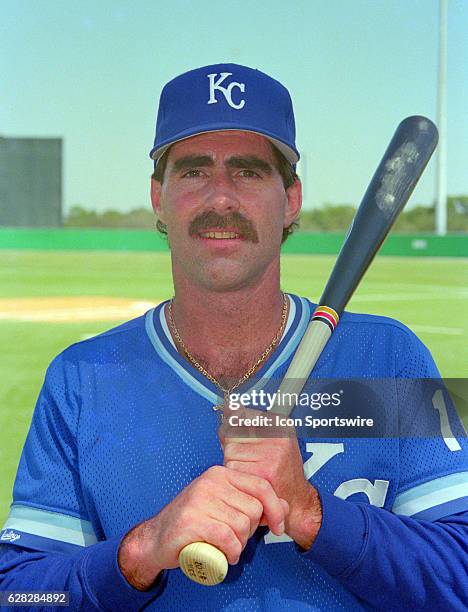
[207, 73, 245, 110]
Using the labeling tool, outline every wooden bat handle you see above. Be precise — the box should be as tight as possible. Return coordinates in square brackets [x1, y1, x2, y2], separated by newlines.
[178, 542, 228, 585]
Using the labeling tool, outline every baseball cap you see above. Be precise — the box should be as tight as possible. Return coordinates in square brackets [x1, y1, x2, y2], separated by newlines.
[149, 63, 299, 166]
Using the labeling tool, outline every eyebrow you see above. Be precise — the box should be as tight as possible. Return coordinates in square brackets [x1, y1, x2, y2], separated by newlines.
[172, 155, 214, 172]
[226, 156, 273, 175]
[171, 154, 273, 175]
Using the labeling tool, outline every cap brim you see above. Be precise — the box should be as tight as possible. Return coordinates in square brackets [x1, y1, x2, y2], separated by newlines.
[149, 125, 299, 165]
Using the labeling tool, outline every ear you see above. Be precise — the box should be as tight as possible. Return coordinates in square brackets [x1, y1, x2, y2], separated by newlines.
[284, 177, 302, 227]
[150, 177, 165, 223]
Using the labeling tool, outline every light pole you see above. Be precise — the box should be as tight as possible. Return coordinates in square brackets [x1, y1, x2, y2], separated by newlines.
[436, 0, 447, 235]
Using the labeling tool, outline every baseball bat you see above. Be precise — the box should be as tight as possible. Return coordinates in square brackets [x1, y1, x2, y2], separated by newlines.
[178, 116, 438, 585]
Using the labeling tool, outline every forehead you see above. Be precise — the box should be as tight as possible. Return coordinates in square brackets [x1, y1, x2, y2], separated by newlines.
[167, 130, 275, 162]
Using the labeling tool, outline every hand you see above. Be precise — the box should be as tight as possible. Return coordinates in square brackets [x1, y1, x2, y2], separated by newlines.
[118, 465, 288, 590]
[220, 406, 322, 550]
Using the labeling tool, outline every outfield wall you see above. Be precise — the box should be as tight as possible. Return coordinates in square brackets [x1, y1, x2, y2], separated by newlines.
[0, 227, 466, 257]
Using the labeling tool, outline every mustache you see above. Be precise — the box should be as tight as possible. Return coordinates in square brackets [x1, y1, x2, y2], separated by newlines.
[188, 211, 259, 243]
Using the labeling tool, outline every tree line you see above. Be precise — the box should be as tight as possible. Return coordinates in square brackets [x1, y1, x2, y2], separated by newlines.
[65, 196, 468, 233]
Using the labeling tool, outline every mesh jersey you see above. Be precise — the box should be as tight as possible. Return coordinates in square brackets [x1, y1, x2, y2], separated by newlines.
[1, 294, 467, 611]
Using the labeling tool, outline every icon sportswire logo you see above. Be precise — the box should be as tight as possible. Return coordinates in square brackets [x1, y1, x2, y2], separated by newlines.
[207, 72, 246, 109]
[0, 530, 21, 543]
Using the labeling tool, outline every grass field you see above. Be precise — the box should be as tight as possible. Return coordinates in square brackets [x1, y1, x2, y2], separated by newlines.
[0, 250, 467, 526]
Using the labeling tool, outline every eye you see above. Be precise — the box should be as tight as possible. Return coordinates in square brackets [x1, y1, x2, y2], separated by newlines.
[238, 169, 261, 178]
[181, 169, 205, 178]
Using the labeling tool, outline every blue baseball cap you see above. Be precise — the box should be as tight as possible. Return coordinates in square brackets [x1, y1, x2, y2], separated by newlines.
[149, 63, 299, 166]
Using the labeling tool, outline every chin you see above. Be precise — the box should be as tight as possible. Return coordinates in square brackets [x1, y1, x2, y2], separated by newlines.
[194, 265, 255, 293]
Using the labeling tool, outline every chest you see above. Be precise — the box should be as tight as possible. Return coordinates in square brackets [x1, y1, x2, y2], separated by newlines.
[77, 391, 399, 540]
[187, 348, 265, 388]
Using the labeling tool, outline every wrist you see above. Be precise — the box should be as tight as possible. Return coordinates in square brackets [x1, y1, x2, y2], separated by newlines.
[287, 484, 322, 550]
[118, 522, 164, 591]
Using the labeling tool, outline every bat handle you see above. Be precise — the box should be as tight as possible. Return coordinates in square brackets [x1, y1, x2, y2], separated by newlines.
[178, 542, 229, 585]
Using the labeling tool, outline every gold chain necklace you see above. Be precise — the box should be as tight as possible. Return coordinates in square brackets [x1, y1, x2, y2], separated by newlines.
[167, 293, 288, 414]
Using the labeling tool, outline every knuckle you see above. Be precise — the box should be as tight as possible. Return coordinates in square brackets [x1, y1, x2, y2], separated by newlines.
[237, 513, 251, 537]
[206, 465, 225, 479]
[208, 522, 233, 547]
[232, 539, 243, 558]
[225, 539, 242, 564]
[186, 481, 208, 502]
[259, 466, 274, 481]
[257, 477, 272, 493]
[250, 498, 264, 520]
[195, 466, 225, 492]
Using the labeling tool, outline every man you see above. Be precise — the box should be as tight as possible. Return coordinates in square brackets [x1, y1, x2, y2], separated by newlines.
[0, 63, 467, 610]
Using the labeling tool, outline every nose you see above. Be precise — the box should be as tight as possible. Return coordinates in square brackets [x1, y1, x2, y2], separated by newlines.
[205, 171, 240, 213]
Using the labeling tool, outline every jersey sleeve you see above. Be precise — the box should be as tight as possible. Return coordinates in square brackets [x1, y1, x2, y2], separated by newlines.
[0, 352, 98, 553]
[392, 330, 468, 521]
[0, 539, 167, 611]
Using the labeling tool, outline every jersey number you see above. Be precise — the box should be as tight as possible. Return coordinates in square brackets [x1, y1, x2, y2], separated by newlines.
[432, 389, 462, 452]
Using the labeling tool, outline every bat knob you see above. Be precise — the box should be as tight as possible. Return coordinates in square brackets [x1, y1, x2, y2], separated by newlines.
[178, 542, 228, 586]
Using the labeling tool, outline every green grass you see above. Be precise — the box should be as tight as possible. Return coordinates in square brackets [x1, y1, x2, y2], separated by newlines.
[0, 250, 467, 526]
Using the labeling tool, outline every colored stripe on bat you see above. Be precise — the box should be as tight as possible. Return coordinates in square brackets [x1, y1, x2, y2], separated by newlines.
[312, 306, 339, 332]
[318, 305, 339, 320]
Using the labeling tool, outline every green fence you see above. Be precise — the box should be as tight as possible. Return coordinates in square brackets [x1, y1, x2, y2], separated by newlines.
[281, 232, 468, 257]
[0, 227, 466, 257]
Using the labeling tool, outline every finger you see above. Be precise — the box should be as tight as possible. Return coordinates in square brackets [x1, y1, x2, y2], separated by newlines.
[206, 479, 266, 538]
[259, 499, 289, 529]
[224, 460, 259, 476]
[197, 466, 267, 538]
[223, 439, 270, 464]
[207, 498, 257, 546]
[195, 519, 243, 565]
[225, 469, 286, 536]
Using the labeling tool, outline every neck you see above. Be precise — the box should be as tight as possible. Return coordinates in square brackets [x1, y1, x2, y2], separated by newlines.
[166, 272, 287, 385]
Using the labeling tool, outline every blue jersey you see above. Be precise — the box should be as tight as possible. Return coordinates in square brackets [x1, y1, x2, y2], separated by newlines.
[1, 294, 467, 610]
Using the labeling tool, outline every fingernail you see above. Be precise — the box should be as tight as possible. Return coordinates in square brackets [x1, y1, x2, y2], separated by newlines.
[278, 521, 285, 534]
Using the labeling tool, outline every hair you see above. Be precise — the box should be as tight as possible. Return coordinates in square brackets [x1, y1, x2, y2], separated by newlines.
[152, 140, 299, 243]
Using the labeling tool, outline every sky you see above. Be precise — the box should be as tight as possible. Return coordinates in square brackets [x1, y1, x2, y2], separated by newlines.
[1, 0, 467, 213]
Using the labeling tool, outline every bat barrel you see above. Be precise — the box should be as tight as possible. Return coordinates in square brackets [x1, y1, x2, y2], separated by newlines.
[320, 116, 438, 315]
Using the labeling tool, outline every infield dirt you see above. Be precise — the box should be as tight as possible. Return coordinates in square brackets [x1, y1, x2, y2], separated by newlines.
[0, 296, 157, 322]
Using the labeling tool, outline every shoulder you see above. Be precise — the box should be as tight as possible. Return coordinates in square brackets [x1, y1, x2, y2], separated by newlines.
[339, 310, 417, 340]
[298, 293, 417, 339]
[37, 310, 161, 411]
[294, 294, 438, 377]
[53, 309, 157, 369]
[340, 311, 437, 373]
[340, 310, 432, 351]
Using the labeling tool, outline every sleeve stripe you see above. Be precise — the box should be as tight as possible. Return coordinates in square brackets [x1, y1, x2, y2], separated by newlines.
[411, 497, 468, 522]
[392, 472, 468, 517]
[1, 504, 97, 547]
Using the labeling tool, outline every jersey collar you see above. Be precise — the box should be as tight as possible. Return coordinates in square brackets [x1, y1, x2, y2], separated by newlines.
[145, 293, 311, 404]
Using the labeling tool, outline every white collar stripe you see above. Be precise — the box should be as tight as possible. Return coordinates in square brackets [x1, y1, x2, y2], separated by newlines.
[145, 308, 219, 403]
[247, 296, 310, 393]
[145, 295, 308, 403]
